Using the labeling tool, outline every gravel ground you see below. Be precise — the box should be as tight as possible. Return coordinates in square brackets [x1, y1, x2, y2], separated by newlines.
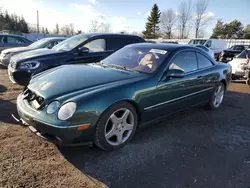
[1, 64, 250, 188]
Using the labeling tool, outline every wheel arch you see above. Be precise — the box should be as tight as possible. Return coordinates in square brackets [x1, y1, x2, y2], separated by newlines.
[220, 79, 227, 90]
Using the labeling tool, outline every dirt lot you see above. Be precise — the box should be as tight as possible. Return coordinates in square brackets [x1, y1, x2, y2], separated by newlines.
[1, 65, 250, 188]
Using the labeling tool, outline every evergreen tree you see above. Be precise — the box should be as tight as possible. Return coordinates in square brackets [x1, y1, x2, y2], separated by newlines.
[243, 25, 250, 39]
[42, 27, 45, 34]
[45, 28, 49, 34]
[55, 23, 59, 34]
[142, 4, 161, 39]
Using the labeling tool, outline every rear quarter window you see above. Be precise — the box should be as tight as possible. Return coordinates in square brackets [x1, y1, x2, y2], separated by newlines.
[196, 53, 213, 69]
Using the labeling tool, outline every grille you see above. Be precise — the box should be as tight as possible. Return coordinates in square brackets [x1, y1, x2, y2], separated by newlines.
[10, 60, 17, 69]
[23, 89, 45, 110]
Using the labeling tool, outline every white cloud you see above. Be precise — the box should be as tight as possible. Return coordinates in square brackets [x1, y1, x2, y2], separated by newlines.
[0, 0, 135, 33]
[137, 12, 141, 15]
[88, 0, 98, 4]
[144, 11, 150, 18]
[205, 12, 215, 17]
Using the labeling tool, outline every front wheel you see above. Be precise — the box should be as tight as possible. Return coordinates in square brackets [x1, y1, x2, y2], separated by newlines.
[207, 83, 225, 110]
[94, 102, 138, 151]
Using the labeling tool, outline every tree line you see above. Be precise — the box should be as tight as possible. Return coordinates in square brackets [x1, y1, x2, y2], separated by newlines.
[143, 0, 250, 39]
[0, 10, 29, 33]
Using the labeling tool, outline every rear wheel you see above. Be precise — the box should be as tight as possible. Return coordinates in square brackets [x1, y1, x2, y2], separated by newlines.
[94, 102, 138, 151]
[247, 79, 250, 86]
[207, 83, 225, 110]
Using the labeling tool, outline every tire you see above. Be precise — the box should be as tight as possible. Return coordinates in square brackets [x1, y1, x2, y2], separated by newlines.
[231, 74, 236, 80]
[94, 101, 138, 151]
[247, 79, 250, 86]
[207, 83, 225, 110]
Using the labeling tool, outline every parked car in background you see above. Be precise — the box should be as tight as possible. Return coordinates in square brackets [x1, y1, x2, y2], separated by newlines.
[0, 34, 32, 52]
[15, 44, 231, 150]
[219, 45, 250, 63]
[8, 33, 145, 86]
[188, 38, 227, 61]
[190, 45, 214, 58]
[160, 41, 178, 44]
[228, 49, 250, 80]
[0, 37, 66, 66]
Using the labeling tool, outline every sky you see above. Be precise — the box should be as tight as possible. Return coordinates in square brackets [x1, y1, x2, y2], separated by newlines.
[0, 0, 249, 37]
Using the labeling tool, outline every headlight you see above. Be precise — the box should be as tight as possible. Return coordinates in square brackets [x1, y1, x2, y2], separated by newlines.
[47, 101, 60, 114]
[58, 102, 76, 120]
[2, 53, 11, 58]
[19, 61, 40, 69]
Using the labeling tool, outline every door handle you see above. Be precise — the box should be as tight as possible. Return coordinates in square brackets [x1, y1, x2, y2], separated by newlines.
[197, 76, 203, 79]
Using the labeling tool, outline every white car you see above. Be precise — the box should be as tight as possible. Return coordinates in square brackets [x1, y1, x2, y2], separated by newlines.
[228, 49, 250, 79]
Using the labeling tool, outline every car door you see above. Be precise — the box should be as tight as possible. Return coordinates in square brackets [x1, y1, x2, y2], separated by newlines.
[195, 52, 217, 94]
[144, 51, 205, 121]
[73, 38, 111, 64]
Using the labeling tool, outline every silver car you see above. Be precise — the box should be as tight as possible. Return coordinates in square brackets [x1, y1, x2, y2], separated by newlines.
[0, 37, 66, 66]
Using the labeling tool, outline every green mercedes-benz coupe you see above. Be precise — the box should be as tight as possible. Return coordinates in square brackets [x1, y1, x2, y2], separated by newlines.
[15, 43, 231, 150]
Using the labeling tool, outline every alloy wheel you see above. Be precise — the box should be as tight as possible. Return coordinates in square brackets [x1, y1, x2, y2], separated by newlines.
[213, 85, 224, 108]
[104, 108, 135, 146]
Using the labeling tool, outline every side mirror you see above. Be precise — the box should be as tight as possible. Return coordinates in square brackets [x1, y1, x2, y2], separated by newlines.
[78, 46, 89, 53]
[166, 69, 185, 78]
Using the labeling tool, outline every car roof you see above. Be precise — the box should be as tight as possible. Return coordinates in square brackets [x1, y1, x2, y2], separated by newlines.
[126, 43, 196, 52]
[42, 37, 67, 40]
[0, 34, 26, 38]
[82, 32, 143, 38]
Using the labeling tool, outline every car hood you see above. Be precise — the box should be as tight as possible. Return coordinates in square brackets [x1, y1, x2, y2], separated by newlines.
[28, 64, 144, 100]
[2, 47, 31, 54]
[11, 48, 61, 62]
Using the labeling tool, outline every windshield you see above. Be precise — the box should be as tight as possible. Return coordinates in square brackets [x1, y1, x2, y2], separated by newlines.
[236, 50, 250, 59]
[100, 46, 168, 74]
[188, 39, 207, 45]
[28, 38, 51, 48]
[52, 34, 88, 51]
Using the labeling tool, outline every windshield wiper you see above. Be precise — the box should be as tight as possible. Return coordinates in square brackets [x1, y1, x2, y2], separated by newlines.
[105, 63, 136, 72]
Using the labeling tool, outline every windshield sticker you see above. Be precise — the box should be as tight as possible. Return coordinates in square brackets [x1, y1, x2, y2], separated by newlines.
[149, 49, 168, 54]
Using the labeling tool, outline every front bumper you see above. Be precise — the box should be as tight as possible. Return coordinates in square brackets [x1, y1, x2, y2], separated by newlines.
[16, 94, 94, 146]
[8, 66, 33, 86]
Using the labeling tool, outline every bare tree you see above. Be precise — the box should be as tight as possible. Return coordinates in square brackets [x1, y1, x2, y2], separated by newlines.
[60, 25, 70, 35]
[69, 23, 75, 35]
[177, 0, 193, 39]
[194, 0, 213, 38]
[160, 9, 177, 39]
[89, 20, 100, 32]
[100, 23, 111, 32]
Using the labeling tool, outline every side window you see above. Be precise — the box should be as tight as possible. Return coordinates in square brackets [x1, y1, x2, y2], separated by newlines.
[83, 39, 106, 52]
[106, 37, 139, 51]
[46, 41, 54, 49]
[196, 53, 213, 69]
[7, 36, 24, 44]
[169, 52, 198, 73]
[235, 46, 245, 51]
